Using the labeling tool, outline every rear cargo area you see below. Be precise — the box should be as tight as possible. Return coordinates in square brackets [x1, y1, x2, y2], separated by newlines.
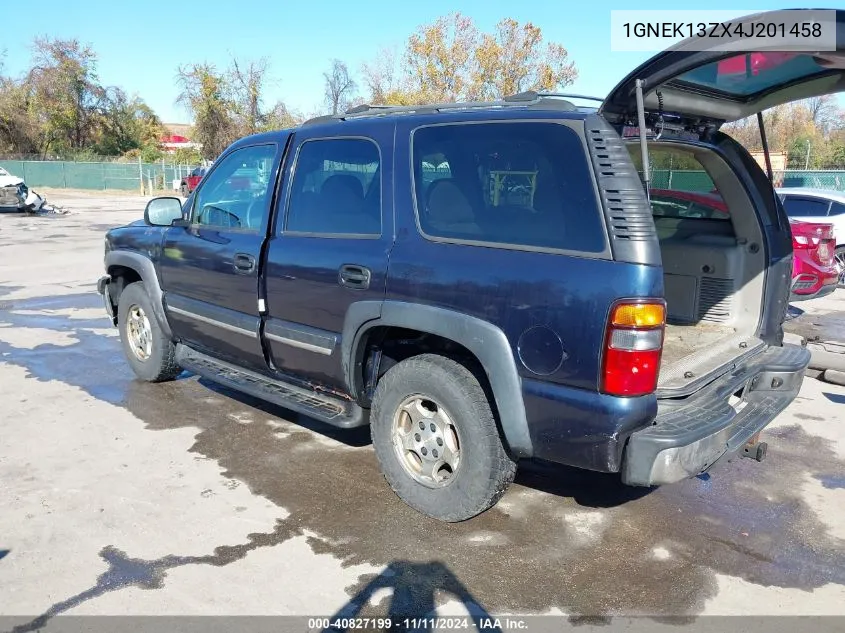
[642, 143, 769, 393]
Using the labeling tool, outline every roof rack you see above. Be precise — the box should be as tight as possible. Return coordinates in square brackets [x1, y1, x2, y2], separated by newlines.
[503, 91, 604, 103]
[302, 91, 594, 126]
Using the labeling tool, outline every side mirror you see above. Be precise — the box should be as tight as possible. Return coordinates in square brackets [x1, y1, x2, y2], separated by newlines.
[144, 197, 184, 227]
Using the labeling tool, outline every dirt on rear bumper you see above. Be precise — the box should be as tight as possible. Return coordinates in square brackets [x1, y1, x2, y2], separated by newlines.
[622, 343, 810, 486]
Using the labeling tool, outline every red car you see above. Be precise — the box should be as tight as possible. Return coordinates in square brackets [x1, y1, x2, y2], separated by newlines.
[649, 188, 837, 301]
[789, 219, 838, 301]
[179, 167, 206, 197]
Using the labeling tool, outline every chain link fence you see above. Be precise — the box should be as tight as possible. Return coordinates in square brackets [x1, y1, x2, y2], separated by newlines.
[4, 158, 845, 196]
[651, 169, 845, 193]
[0, 159, 202, 192]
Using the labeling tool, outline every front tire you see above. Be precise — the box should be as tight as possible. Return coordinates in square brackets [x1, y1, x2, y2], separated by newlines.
[118, 282, 181, 382]
[370, 354, 516, 522]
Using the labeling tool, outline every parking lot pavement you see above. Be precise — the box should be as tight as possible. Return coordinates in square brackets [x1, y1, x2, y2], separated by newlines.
[0, 192, 844, 623]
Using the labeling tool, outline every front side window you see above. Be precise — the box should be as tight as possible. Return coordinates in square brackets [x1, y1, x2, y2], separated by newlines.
[192, 144, 276, 230]
[781, 196, 830, 218]
[285, 138, 381, 236]
[412, 122, 606, 253]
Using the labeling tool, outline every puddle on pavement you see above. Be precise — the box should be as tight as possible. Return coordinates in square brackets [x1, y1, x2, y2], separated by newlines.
[817, 475, 845, 489]
[785, 305, 845, 343]
[2, 289, 845, 617]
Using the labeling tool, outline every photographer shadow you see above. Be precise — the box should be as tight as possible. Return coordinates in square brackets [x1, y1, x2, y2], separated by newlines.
[326, 560, 501, 633]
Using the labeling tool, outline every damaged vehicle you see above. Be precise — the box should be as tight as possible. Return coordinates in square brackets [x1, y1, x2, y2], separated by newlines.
[98, 10, 834, 521]
[0, 165, 55, 213]
[0, 166, 27, 211]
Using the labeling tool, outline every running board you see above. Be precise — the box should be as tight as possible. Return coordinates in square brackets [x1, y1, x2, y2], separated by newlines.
[175, 344, 369, 428]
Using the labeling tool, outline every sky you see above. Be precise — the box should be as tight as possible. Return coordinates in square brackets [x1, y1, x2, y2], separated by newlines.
[1, 1, 842, 124]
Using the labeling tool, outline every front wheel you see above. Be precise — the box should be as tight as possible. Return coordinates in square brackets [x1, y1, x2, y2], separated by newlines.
[118, 282, 181, 382]
[370, 354, 516, 522]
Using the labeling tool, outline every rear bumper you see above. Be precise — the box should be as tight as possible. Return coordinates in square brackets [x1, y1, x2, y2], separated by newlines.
[622, 343, 810, 486]
[790, 250, 838, 300]
[790, 276, 838, 302]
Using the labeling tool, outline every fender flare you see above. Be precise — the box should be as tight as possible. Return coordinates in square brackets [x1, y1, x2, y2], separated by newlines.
[105, 251, 172, 339]
[341, 300, 533, 458]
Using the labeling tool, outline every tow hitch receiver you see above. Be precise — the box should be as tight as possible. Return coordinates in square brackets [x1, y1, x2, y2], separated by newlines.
[742, 437, 768, 462]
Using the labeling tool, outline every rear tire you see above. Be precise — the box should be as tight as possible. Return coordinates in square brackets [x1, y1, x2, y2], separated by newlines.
[835, 246, 845, 288]
[118, 282, 181, 382]
[370, 354, 516, 522]
[180, 183, 189, 198]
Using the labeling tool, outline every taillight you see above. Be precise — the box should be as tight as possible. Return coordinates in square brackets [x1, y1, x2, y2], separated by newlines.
[791, 222, 835, 266]
[817, 240, 833, 266]
[601, 300, 665, 397]
[792, 234, 811, 249]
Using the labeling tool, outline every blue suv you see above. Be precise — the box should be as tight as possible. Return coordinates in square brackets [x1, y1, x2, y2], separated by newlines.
[97, 15, 845, 519]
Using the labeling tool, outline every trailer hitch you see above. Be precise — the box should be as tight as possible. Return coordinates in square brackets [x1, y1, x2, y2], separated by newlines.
[741, 439, 768, 462]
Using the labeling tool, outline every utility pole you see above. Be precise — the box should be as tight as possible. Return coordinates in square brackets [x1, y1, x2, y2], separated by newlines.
[804, 139, 811, 171]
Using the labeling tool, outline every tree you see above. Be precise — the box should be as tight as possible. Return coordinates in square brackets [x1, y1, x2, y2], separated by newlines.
[360, 47, 414, 105]
[805, 95, 840, 133]
[360, 13, 577, 105]
[0, 77, 40, 154]
[95, 88, 164, 155]
[27, 37, 106, 153]
[0, 37, 165, 158]
[230, 58, 269, 135]
[405, 13, 478, 102]
[176, 63, 237, 160]
[176, 57, 298, 157]
[171, 146, 203, 165]
[264, 101, 303, 130]
[471, 18, 577, 100]
[323, 59, 357, 115]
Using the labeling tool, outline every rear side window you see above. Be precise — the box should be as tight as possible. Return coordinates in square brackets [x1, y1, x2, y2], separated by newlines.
[285, 138, 381, 236]
[830, 202, 845, 217]
[781, 196, 830, 218]
[412, 122, 606, 253]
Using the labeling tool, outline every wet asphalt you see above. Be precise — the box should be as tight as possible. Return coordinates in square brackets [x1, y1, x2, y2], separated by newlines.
[0, 195, 844, 620]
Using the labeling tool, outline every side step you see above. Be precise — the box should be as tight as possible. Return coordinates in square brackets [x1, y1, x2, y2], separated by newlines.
[175, 344, 369, 428]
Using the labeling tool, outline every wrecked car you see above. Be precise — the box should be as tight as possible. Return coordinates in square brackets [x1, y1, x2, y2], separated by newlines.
[0, 166, 28, 211]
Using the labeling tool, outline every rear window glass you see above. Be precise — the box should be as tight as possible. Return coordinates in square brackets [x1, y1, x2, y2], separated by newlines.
[677, 53, 824, 97]
[781, 196, 830, 218]
[627, 145, 729, 221]
[412, 122, 605, 253]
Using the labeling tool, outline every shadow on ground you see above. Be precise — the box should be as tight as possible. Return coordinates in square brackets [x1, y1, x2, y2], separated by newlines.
[327, 560, 501, 632]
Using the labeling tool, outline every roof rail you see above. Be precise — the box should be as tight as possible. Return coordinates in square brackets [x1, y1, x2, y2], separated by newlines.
[504, 91, 604, 103]
[301, 94, 580, 126]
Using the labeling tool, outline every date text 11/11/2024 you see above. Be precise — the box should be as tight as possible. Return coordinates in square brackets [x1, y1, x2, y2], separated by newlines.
[308, 616, 529, 630]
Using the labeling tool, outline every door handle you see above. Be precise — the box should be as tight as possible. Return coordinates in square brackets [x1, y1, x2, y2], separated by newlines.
[339, 264, 371, 290]
[233, 253, 256, 273]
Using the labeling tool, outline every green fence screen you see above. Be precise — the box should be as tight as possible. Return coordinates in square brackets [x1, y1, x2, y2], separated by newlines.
[0, 160, 200, 191]
[3, 160, 845, 194]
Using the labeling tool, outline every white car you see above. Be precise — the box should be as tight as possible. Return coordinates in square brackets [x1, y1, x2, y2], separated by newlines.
[0, 166, 27, 211]
[777, 187, 845, 286]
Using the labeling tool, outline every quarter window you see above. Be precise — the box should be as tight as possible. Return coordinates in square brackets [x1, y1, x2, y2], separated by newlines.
[192, 144, 276, 231]
[285, 138, 381, 236]
[412, 122, 606, 253]
[828, 202, 845, 217]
